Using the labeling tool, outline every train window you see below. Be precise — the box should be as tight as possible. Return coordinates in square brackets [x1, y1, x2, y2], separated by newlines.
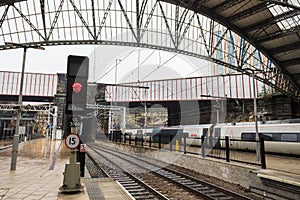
[261, 134, 273, 141]
[271, 133, 281, 141]
[241, 133, 255, 141]
[281, 134, 297, 142]
[203, 128, 208, 137]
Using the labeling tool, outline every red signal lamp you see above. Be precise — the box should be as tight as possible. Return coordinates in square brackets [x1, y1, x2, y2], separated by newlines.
[72, 82, 83, 93]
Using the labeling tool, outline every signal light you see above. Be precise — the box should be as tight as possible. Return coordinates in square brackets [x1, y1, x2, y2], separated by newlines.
[65, 55, 89, 114]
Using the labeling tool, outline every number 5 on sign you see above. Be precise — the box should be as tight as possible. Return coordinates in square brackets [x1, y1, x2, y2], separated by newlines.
[65, 133, 80, 149]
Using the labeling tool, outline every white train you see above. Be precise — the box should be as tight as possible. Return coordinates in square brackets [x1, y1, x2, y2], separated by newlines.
[123, 120, 300, 156]
[214, 122, 300, 155]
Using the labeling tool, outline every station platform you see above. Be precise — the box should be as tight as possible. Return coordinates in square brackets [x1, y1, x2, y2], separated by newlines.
[0, 138, 131, 200]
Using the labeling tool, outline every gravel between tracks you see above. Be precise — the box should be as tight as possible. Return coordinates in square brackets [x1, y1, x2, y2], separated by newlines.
[86, 147, 262, 200]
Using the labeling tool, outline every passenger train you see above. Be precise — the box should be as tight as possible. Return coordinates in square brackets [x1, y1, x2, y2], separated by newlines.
[124, 119, 300, 156]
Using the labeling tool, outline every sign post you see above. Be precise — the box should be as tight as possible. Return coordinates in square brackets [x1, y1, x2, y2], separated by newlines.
[60, 55, 88, 193]
[59, 133, 83, 193]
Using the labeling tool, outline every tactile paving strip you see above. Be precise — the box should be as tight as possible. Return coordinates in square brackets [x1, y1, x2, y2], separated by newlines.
[85, 181, 105, 200]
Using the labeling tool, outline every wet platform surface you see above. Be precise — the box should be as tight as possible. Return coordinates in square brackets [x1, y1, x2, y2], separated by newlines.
[0, 138, 130, 200]
[1, 138, 299, 199]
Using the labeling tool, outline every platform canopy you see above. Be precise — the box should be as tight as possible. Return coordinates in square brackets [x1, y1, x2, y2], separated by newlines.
[0, 0, 300, 96]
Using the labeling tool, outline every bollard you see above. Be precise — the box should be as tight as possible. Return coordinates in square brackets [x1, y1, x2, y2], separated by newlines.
[169, 135, 172, 151]
[260, 137, 266, 169]
[183, 134, 186, 154]
[129, 135, 131, 145]
[175, 140, 179, 151]
[201, 135, 205, 157]
[225, 136, 230, 162]
[59, 150, 83, 192]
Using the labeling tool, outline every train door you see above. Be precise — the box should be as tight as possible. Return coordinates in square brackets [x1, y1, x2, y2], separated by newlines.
[203, 128, 208, 137]
[213, 128, 221, 149]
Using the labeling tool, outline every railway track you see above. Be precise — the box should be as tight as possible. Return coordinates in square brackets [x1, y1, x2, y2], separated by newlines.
[88, 147, 169, 200]
[88, 144, 254, 200]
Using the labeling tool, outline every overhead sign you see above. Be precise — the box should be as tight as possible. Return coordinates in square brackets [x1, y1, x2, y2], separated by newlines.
[65, 133, 80, 149]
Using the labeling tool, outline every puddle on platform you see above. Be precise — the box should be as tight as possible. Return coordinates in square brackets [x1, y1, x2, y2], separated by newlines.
[0, 138, 70, 160]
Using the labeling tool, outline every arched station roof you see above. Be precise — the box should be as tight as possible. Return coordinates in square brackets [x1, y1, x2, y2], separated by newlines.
[0, 0, 299, 96]
[164, 0, 300, 95]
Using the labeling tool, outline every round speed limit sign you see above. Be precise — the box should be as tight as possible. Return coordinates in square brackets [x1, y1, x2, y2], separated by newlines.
[65, 133, 80, 149]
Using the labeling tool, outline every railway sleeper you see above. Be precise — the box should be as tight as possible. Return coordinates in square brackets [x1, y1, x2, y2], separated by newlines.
[195, 186, 210, 190]
[110, 175, 124, 179]
[157, 170, 171, 175]
[203, 189, 218, 194]
[182, 181, 197, 186]
[169, 175, 182, 179]
[173, 177, 186, 180]
[217, 196, 235, 200]
[135, 196, 155, 200]
[116, 176, 131, 180]
[130, 191, 148, 196]
[127, 188, 146, 192]
[124, 185, 142, 189]
[208, 192, 227, 197]
[193, 184, 204, 188]
[177, 181, 193, 185]
[129, 192, 149, 196]
[120, 183, 139, 187]
[117, 179, 135, 182]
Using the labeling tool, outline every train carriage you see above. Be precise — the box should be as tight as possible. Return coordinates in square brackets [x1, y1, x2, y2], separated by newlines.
[121, 119, 300, 156]
[216, 123, 300, 155]
[180, 124, 214, 146]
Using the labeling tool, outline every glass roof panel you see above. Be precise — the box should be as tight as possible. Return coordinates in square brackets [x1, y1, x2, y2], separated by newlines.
[268, 0, 300, 30]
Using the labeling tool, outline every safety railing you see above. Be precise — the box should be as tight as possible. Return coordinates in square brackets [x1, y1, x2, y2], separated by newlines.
[100, 133, 266, 169]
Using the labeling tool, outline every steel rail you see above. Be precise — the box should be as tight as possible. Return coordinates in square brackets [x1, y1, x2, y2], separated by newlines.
[87, 146, 169, 200]
[91, 144, 253, 200]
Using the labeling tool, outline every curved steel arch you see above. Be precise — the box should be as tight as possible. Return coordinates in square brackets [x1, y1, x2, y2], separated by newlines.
[0, 0, 299, 96]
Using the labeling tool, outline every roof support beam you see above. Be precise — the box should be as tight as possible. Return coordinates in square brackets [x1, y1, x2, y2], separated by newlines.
[268, 41, 300, 55]
[47, 0, 64, 41]
[262, 0, 300, 11]
[292, 73, 300, 79]
[245, 9, 299, 32]
[0, 4, 10, 28]
[256, 25, 300, 43]
[228, 3, 267, 23]
[69, 0, 95, 40]
[12, 4, 46, 40]
[280, 58, 300, 67]
[91, 0, 96, 40]
[96, 0, 113, 39]
[40, 0, 47, 40]
[212, 0, 245, 13]
[117, 0, 138, 42]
